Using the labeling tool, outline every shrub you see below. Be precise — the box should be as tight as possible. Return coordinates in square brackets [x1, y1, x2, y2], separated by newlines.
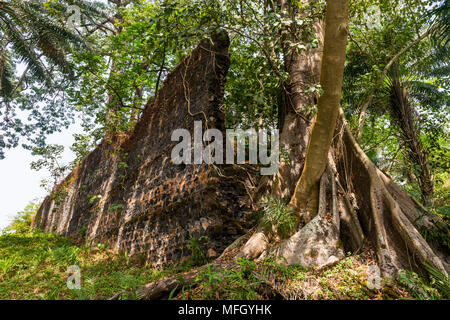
[3, 202, 39, 234]
[186, 235, 208, 266]
[260, 197, 296, 238]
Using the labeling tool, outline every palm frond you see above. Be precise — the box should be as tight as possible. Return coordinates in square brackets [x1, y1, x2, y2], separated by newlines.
[0, 50, 14, 97]
[15, 0, 86, 49]
[36, 34, 73, 77]
[423, 262, 450, 299]
[0, 0, 99, 97]
[426, 1, 450, 49]
[0, 12, 49, 83]
[408, 80, 450, 111]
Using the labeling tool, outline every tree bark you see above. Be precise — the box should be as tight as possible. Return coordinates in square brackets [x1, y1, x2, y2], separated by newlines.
[289, 0, 349, 223]
[238, 0, 448, 279]
[270, 0, 323, 201]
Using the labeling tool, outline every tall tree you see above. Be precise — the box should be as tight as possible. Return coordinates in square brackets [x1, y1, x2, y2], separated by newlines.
[289, 0, 349, 222]
[389, 64, 435, 207]
[0, 0, 106, 159]
[0, 0, 88, 98]
[14, 0, 447, 287]
[239, 0, 448, 277]
[270, 0, 323, 201]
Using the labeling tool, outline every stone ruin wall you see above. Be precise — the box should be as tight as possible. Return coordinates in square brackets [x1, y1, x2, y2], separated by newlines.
[32, 32, 254, 266]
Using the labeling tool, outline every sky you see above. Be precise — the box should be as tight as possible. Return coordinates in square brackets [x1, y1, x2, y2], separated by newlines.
[0, 1, 111, 231]
[0, 122, 81, 230]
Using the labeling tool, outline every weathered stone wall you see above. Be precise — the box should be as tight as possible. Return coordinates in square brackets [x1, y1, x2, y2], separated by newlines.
[32, 32, 254, 266]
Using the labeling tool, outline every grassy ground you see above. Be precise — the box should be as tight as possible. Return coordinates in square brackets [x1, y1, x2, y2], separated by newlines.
[0, 230, 447, 300]
[177, 255, 406, 300]
[0, 230, 180, 299]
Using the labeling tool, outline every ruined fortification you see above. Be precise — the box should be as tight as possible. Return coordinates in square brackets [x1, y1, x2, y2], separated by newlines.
[32, 32, 255, 266]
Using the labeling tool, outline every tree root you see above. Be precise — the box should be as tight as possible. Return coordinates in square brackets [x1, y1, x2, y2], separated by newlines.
[261, 166, 344, 268]
[236, 108, 448, 279]
[133, 263, 223, 300]
[239, 164, 345, 269]
[126, 261, 286, 300]
[236, 227, 269, 261]
[338, 108, 447, 276]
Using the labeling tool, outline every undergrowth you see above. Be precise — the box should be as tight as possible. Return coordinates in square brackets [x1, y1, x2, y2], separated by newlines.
[0, 230, 178, 300]
[260, 197, 296, 238]
[176, 255, 449, 300]
[0, 228, 447, 300]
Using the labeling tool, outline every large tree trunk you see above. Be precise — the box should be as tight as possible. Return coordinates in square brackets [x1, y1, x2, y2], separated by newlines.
[239, 0, 448, 278]
[333, 109, 447, 276]
[240, 0, 324, 259]
[270, 0, 323, 201]
[133, 2, 448, 300]
[389, 66, 435, 207]
[242, 106, 448, 277]
[289, 0, 349, 223]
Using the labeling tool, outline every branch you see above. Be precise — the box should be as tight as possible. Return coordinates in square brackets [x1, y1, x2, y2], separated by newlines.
[356, 27, 435, 142]
[9, 64, 30, 97]
[83, 17, 116, 35]
[155, 41, 167, 95]
[221, 25, 283, 79]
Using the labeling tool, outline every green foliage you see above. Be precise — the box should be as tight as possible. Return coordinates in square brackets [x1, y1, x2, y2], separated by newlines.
[0, 256, 19, 274]
[96, 243, 106, 251]
[3, 202, 39, 234]
[108, 204, 123, 214]
[118, 161, 128, 170]
[0, 0, 103, 159]
[224, 37, 281, 129]
[88, 194, 101, 206]
[424, 263, 450, 299]
[260, 197, 296, 238]
[66, 0, 214, 140]
[192, 261, 260, 300]
[280, 149, 291, 166]
[398, 263, 450, 300]
[419, 220, 450, 254]
[186, 235, 208, 266]
[0, 228, 439, 301]
[71, 132, 101, 166]
[30, 144, 72, 192]
[0, 0, 86, 94]
[427, 1, 449, 49]
[342, 0, 449, 211]
[78, 225, 87, 238]
[48, 245, 80, 266]
[181, 255, 391, 300]
[0, 230, 175, 299]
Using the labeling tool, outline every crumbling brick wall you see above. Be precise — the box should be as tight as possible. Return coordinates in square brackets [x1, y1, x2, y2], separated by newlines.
[32, 32, 254, 266]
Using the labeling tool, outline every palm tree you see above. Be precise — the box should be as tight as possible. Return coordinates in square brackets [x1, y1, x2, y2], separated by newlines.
[0, 0, 103, 98]
[388, 64, 436, 207]
[428, 0, 449, 49]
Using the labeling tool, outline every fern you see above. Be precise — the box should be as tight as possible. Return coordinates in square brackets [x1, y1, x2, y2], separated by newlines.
[260, 196, 296, 238]
[424, 262, 450, 299]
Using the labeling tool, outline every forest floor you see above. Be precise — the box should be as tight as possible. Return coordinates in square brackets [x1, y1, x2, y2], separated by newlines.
[0, 230, 447, 300]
